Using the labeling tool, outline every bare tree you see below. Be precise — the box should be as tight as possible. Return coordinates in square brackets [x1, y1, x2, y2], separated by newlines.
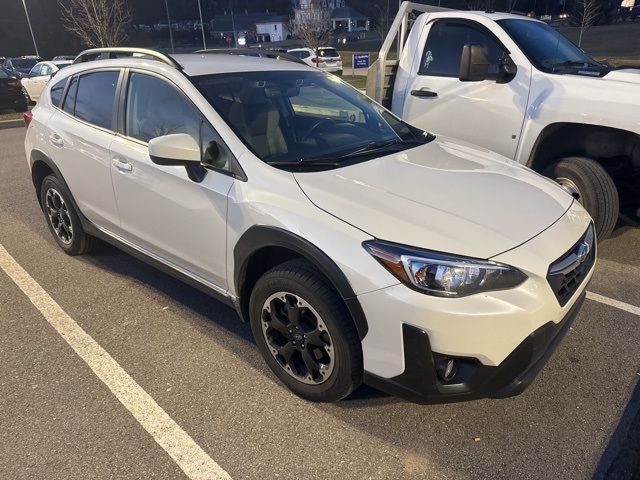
[373, 0, 391, 41]
[466, 0, 486, 10]
[575, 0, 600, 47]
[59, 0, 131, 48]
[290, 2, 333, 52]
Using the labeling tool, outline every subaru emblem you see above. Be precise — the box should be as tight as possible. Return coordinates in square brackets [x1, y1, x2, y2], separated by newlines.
[576, 242, 590, 263]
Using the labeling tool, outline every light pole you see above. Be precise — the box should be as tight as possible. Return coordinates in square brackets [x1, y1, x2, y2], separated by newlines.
[197, 0, 207, 50]
[230, 1, 238, 48]
[164, 0, 175, 53]
[21, 0, 39, 57]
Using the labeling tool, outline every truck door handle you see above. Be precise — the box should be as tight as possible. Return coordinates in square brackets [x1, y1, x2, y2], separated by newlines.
[112, 158, 133, 172]
[411, 89, 438, 98]
[49, 134, 64, 147]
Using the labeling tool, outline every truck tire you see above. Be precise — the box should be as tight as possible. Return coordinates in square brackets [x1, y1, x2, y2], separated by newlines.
[545, 157, 619, 241]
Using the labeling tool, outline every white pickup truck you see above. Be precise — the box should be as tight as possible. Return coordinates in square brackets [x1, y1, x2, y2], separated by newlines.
[367, 2, 640, 239]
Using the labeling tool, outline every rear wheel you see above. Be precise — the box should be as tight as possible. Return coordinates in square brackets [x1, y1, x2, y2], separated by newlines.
[40, 175, 94, 255]
[249, 259, 362, 402]
[545, 156, 619, 240]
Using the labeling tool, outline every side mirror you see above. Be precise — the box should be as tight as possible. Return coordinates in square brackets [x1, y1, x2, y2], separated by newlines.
[459, 44, 490, 82]
[498, 54, 517, 82]
[148, 133, 201, 166]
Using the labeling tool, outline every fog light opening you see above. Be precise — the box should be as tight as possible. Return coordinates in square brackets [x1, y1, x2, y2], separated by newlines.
[436, 357, 458, 383]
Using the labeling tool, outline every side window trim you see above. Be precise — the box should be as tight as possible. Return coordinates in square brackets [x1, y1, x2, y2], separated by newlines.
[118, 68, 247, 181]
[418, 18, 510, 78]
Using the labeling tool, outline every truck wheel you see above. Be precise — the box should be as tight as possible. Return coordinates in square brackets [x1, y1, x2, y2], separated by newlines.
[545, 157, 619, 240]
[249, 259, 363, 402]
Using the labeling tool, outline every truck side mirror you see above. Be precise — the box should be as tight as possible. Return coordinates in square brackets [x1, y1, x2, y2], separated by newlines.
[498, 54, 517, 83]
[459, 44, 490, 82]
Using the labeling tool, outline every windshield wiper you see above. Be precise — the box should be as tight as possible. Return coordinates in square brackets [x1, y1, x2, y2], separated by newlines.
[303, 138, 424, 164]
[552, 60, 601, 69]
[266, 160, 342, 169]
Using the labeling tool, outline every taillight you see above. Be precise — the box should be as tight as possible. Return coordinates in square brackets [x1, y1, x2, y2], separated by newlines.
[23, 111, 33, 128]
[8, 79, 21, 88]
[311, 56, 317, 64]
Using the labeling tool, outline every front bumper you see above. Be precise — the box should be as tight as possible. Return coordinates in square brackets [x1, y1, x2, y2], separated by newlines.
[364, 293, 585, 403]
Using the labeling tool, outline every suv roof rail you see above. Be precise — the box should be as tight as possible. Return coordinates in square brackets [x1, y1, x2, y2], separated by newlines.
[73, 48, 183, 70]
[194, 48, 307, 66]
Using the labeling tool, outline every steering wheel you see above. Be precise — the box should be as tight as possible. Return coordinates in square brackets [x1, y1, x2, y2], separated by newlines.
[300, 119, 355, 143]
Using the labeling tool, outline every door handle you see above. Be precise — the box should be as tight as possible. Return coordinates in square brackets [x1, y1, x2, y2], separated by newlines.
[49, 134, 64, 147]
[411, 89, 438, 98]
[112, 158, 133, 172]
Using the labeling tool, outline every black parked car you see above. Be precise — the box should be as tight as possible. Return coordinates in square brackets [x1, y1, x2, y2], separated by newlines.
[2, 56, 41, 79]
[0, 69, 28, 112]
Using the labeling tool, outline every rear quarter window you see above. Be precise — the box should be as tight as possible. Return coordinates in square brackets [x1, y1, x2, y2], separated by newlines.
[50, 78, 67, 107]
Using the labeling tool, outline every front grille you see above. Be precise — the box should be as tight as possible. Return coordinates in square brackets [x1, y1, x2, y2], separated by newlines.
[547, 224, 595, 306]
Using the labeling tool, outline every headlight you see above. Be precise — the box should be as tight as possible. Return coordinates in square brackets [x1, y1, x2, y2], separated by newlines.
[363, 240, 527, 297]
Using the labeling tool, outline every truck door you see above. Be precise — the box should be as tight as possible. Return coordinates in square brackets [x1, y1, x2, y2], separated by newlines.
[402, 18, 531, 159]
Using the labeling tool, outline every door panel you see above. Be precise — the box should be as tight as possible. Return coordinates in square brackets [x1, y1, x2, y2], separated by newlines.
[109, 136, 233, 288]
[48, 110, 120, 230]
[109, 71, 236, 289]
[403, 19, 531, 159]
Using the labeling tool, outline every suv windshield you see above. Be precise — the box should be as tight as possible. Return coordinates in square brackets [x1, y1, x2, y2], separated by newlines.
[192, 70, 430, 169]
[498, 19, 601, 73]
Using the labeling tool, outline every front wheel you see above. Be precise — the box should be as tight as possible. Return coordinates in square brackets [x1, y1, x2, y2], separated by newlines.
[544, 156, 619, 241]
[249, 259, 362, 402]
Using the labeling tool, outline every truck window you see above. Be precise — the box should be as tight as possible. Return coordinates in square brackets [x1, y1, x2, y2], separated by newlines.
[419, 21, 505, 77]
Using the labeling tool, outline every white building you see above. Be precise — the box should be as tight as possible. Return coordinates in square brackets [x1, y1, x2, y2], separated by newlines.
[255, 15, 291, 42]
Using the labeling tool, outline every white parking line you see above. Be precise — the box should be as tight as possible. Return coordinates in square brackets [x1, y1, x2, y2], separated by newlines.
[0, 244, 232, 480]
[587, 291, 640, 317]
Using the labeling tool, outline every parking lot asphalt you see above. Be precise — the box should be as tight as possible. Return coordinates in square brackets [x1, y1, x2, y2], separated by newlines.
[1, 126, 639, 480]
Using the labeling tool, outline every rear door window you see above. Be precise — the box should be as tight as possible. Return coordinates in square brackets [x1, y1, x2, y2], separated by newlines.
[73, 71, 119, 130]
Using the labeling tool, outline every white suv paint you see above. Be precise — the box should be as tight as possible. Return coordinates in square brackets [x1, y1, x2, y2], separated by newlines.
[24, 48, 595, 403]
[287, 47, 343, 75]
[369, 2, 639, 241]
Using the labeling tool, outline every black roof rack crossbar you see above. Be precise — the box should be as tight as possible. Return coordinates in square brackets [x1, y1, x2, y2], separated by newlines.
[73, 48, 183, 70]
[194, 48, 307, 66]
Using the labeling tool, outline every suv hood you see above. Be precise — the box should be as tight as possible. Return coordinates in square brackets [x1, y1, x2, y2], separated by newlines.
[295, 138, 573, 259]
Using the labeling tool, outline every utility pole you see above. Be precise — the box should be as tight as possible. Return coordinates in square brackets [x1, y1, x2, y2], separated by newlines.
[164, 0, 175, 53]
[21, 0, 40, 57]
[230, 1, 238, 48]
[197, 0, 207, 49]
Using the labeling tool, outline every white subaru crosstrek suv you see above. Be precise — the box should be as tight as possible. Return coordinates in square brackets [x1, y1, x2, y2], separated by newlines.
[24, 47, 595, 403]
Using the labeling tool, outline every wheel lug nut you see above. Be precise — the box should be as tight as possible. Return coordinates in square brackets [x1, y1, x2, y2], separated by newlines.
[292, 341, 296, 345]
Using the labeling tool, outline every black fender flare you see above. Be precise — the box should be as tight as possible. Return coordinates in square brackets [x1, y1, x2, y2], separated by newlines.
[234, 226, 368, 340]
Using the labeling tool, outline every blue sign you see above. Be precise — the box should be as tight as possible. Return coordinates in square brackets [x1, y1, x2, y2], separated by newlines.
[353, 53, 370, 69]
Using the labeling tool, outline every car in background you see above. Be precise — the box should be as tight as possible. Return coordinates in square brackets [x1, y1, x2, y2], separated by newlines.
[21, 60, 72, 102]
[287, 47, 343, 75]
[0, 68, 28, 112]
[2, 56, 41, 79]
[52, 55, 76, 61]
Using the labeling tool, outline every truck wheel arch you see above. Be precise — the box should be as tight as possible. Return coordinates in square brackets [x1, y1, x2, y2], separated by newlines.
[233, 226, 368, 340]
[527, 122, 640, 173]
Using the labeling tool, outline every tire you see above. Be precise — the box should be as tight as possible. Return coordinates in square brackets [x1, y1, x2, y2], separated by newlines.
[249, 259, 363, 402]
[40, 174, 94, 255]
[544, 156, 619, 241]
